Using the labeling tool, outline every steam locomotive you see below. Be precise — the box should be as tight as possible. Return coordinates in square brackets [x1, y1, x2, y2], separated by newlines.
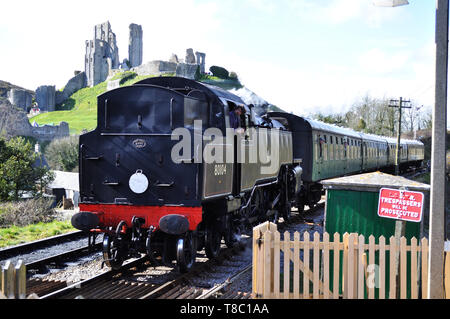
[71, 77, 424, 272]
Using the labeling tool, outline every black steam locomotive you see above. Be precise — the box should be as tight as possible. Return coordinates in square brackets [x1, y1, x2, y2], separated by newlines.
[72, 77, 302, 272]
[72, 77, 424, 272]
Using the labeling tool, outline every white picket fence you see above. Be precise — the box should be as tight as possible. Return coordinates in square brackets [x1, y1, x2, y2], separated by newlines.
[252, 222, 450, 299]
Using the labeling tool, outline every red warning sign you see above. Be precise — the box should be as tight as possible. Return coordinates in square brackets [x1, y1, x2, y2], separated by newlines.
[377, 188, 424, 223]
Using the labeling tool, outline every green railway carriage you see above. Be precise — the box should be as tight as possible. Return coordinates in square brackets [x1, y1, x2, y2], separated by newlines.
[405, 139, 425, 166]
[267, 112, 424, 210]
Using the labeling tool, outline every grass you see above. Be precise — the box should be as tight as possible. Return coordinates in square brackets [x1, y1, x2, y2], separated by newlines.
[29, 70, 242, 135]
[0, 220, 75, 248]
[412, 172, 430, 184]
[29, 72, 171, 134]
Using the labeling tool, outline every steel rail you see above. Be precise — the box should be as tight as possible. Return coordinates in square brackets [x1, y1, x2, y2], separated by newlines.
[40, 256, 149, 299]
[0, 230, 88, 260]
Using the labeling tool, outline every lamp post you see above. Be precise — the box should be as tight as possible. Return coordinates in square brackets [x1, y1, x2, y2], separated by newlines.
[429, 0, 448, 299]
[373, 0, 447, 299]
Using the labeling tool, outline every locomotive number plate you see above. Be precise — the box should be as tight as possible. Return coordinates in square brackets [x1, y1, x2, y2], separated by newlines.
[132, 139, 147, 149]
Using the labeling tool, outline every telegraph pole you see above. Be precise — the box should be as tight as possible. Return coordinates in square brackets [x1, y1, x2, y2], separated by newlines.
[389, 97, 411, 176]
[388, 97, 411, 298]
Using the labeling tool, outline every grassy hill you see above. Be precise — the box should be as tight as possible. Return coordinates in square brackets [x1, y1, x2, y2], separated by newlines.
[29, 72, 159, 134]
[30, 71, 243, 134]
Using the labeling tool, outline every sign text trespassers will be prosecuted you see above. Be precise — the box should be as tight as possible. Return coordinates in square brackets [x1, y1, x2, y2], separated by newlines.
[377, 187, 424, 223]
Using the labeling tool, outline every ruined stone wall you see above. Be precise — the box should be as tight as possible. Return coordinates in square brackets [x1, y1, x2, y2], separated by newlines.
[85, 21, 120, 87]
[94, 21, 119, 69]
[31, 121, 69, 141]
[0, 99, 69, 141]
[85, 39, 114, 87]
[8, 89, 32, 111]
[35, 85, 55, 112]
[55, 72, 87, 105]
[128, 24, 143, 68]
[195, 51, 206, 74]
[133, 60, 177, 76]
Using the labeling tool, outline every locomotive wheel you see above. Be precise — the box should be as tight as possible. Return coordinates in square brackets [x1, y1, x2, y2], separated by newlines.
[176, 232, 196, 273]
[103, 233, 125, 270]
[205, 226, 222, 259]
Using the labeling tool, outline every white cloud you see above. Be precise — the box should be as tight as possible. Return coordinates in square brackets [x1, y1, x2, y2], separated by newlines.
[287, 0, 404, 27]
[357, 48, 411, 75]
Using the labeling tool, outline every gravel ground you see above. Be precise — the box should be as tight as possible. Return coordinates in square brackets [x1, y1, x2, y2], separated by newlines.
[34, 252, 109, 283]
[0, 205, 325, 298]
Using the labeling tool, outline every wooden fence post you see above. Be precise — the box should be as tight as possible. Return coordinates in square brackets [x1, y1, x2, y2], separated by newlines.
[263, 230, 273, 298]
[273, 231, 280, 299]
[15, 260, 26, 299]
[421, 238, 429, 299]
[379, 236, 386, 299]
[333, 232, 340, 299]
[389, 236, 397, 299]
[1, 260, 26, 299]
[368, 235, 376, 299]
[252, 221, 277, 299]
[313, 232, 320, 299]
[1, 261, 15, 299]
[322, 232, 330, 299]
[410, 237, 418, 299]
[444, 251, 450, 299]
[294, 232, 300, 298]
[302, 232, 310, 299]
[357, 234, 365, 299]
[342, 232, 349, 298]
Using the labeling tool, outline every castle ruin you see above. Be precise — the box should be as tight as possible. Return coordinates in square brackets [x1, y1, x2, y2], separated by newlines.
[129, 24, 143, 68]
[85, 21, 120, 87]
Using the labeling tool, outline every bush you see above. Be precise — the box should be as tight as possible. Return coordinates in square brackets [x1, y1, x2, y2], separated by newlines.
[45, 135, 79, 172]
[0, 197, 56, 227]
[209, 65, 229, 79]
[0, 136, 54, 201]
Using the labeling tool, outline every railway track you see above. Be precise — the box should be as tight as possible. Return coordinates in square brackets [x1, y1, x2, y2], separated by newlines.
[0, 230, 102, 273]
[32, 202, 325, 299]
[38, 238, 252, 299]
[0, 230, 88, 260]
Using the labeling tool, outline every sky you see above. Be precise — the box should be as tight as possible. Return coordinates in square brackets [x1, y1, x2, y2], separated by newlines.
[0, 0, 445, 125]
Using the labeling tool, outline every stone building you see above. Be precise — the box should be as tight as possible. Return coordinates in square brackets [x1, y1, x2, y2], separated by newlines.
[128, 23, 143, 68]
[0, 99, 69, 141]
[94, 21, 119, 69]
[35, 85, 56, 112]
[195, 51, 206, 74]
[85, 21, 120, 87]
[185, 48, 196, 64]
[8, 89, 32, 111]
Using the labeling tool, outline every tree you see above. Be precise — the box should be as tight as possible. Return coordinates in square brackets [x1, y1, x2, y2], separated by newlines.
[44, 135, 79, 172]
[0, 136, 54, 201]
[209, 65, 229, 79]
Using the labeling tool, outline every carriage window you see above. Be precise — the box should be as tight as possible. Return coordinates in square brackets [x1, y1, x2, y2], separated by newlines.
[184, 96, 208, 129]
[318, 135, 323, 158]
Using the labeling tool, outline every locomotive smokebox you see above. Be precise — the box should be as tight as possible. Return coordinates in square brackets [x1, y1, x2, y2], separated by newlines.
[71, 211, 100, 231]
[158, 214, 190, 235]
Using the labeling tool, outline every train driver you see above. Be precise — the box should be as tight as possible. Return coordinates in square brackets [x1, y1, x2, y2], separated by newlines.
[229, 105, 245, 133]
